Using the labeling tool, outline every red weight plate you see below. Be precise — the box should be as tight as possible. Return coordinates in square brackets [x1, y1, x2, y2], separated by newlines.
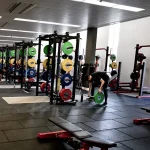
[59, 89, 72, 101]
[40, 82, 51, 92]
[28, 78, 35, 82]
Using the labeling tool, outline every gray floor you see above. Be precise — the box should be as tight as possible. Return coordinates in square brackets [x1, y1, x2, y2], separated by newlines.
[0, 88, 150, 149]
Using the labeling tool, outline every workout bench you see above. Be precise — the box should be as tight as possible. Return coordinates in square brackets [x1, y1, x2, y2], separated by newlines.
[38, 117, 117, 150]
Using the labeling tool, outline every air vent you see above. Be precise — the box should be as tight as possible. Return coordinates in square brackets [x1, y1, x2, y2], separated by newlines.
[1, 22, 8, 28]
[18, 4, 36, 14]
[8, 2, 22, 13]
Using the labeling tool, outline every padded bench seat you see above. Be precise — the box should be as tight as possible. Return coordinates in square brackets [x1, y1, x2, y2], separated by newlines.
[83, 137, 117, 148]
[48, 117, 117, 149]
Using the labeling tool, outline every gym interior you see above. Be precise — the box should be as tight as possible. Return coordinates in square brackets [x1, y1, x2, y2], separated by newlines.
[0, 0, 150, 150]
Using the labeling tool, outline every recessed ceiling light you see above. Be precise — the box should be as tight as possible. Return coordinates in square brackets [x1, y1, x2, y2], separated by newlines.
[14, 18, 80, 27]
[71, 0, 145, 12]
[0, 35, 35, 39]
[0, 43, 13, 45]
[0, 28, 47, 34]
[0, 16, 2, 18]
[0, 40, 21, 42]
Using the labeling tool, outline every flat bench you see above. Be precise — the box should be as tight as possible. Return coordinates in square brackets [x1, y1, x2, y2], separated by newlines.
[133, 107, 150, 125]
[38, 117, 117, 150]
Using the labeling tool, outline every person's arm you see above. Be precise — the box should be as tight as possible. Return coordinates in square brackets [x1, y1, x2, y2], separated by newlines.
[88, 82, 92, 97]
[99, 78, 105, 93]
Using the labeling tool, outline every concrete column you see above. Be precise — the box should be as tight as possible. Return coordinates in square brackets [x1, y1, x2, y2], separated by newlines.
[85, 28, 97, 64]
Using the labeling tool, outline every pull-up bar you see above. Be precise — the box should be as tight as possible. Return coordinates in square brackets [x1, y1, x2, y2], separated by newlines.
[137, 45, 150, 50]
[96, 48, 106, 51]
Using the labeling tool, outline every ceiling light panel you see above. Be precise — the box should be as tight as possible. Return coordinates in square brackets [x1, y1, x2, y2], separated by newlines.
[71, 0, 145, 12]
[0, 35, 34, 39]
[0, 28, 47, 34]
[14, 18, 80, 27]
[0, 40, 21, 42]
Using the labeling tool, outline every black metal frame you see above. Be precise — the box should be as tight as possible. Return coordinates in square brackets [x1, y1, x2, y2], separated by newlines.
[36, 31, 80, 105]
[96, 46, 109, 71]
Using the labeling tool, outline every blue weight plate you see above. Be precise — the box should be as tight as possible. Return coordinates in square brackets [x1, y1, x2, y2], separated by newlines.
[27, 69, 36, 78]
[0, 64, 2, 69]
[61, 74, 72, 86]
[42, 71, 51, 81]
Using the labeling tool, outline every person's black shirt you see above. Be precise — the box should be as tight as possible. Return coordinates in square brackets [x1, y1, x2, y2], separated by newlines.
[91, 72, 109, 85]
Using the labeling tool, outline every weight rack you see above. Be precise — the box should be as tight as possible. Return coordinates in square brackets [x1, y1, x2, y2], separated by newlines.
[36, 31, 80, 105]
[15, 41, 39, 89]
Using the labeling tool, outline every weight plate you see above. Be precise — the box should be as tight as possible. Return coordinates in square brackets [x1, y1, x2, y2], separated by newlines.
[9, 58, 15, 65]
[27, 69, 36, 78]
[28, 47, 36, 56]
[61, 74, 72, 86]
[18, 59, 22, 65]
[111, 62, 117, 69]
[94, 92, 104, 104]
[28, 58, 36, 68]
[0, 64, 2, 69]
[40, 82, 51, 92]
[10, 50, 15, 57]
[110, 54, 116, 61]
[44, 45, 53, 55]
[59, 89, 72, 101]
[62, 42, 73, 55]
[61, 59, 73, 72]
[9, 65, 15, 72]
[42, 71, 51, 81]
[110, 70, 117, 76]
[0, 59, 5, 64]
[19, 50, 26, 57]
[43, 59, 52, 69]
[0, 52, 2, 57]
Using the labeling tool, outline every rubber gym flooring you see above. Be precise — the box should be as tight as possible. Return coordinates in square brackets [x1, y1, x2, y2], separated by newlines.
[0, 88, 150, 150]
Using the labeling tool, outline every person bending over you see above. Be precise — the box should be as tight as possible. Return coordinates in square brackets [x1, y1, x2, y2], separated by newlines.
[88, 72, 109, 105]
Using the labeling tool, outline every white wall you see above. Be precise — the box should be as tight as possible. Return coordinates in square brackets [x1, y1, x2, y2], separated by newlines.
[117, 16, 150, 86]
[96, 26, 109, 71]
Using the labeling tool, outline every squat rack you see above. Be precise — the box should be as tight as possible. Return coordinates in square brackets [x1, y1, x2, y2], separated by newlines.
[116, 44, 149, 97]
[96, 46, 109, 71]
[15, 41, 39, 89]
[36, 31, 80, 105]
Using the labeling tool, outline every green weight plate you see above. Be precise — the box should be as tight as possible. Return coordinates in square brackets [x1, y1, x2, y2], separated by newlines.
[62, 42, 73, 55]
[28, 47, 36, 56]
[44, 45, 53, 55]
[0, 52, 2, 57]
[10, 50, 15, 57]
[19, 50, 26, 57]
[110, 54, 116, 61]
[94, 92, 104, 104]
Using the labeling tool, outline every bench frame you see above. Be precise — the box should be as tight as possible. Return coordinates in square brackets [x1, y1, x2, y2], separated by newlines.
[38, 130, 109, 150]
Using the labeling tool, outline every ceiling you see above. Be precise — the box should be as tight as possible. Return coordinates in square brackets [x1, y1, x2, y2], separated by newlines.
[0, 0, 150, 44]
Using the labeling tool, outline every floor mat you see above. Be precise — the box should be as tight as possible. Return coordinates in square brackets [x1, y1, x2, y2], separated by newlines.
[2, 96, 49, 104]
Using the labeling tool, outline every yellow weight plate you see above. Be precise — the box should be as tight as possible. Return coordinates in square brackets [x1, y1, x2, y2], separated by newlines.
[9, 58, 15, 65]
[18, 59, 22, 65]
[43, 59, 52, 69]
[24, 60, 27, 66]
[0, 59, 5, 64]
[61, 59, 73, 72]
[111, 62, 117, 69]
[28, 58, 36, 68]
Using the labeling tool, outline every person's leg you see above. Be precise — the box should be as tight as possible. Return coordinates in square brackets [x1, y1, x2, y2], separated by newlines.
[91, 82, 95, 96]
[103, 86, 108, 104]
